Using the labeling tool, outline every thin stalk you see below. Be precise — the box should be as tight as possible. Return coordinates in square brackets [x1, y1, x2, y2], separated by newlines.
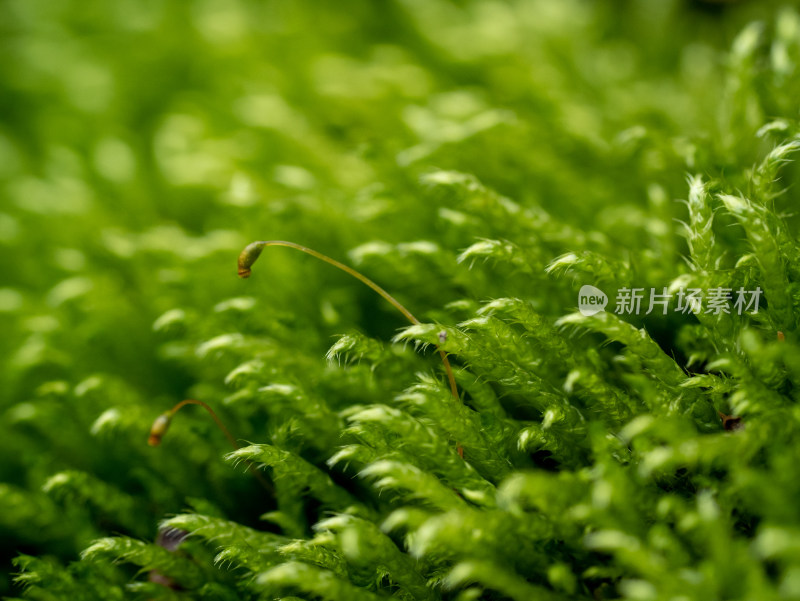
[237, 240, 459, 398]
[148, 399, 273, 493]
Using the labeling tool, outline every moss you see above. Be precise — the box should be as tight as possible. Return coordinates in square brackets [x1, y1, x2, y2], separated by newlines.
[3, 1, 800, 599]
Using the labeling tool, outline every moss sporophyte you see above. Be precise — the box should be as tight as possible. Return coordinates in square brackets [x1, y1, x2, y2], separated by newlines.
[149, 241, 461, 460]
[237, 240, 459, 398]
[148, 399, 272, 493]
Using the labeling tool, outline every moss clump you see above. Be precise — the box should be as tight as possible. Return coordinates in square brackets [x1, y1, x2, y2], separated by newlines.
[3, 1, 800, 599]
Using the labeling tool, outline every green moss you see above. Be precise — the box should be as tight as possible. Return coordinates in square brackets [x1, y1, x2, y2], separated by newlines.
[3, 0, 800, 599]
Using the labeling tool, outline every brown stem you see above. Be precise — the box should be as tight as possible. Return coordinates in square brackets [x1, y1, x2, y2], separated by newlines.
[238, 240, 459, 398]
[718, 410, 743, 432]
[148, 399, 273, 493]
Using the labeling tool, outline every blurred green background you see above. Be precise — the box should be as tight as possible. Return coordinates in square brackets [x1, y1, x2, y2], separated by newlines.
[1, 0, 798, 596]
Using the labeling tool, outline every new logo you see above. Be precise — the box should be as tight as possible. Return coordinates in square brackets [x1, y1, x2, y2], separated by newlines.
[578, 285, 607, 316]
